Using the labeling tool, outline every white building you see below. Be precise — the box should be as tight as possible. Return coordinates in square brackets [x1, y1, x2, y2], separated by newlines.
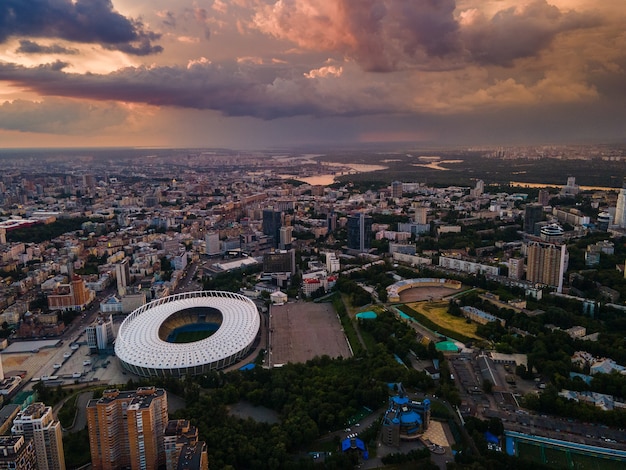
[614, 183, 626, 228]
[86, 314, 115, 351]
[279, 226, 293, 250]
[438, 256, 500, 276]
[11, 403, 65, 470]
[205, 232, 221, 256]
[325, 252, 341, 273]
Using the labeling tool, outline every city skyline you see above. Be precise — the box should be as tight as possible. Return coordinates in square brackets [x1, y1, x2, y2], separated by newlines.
[0, 0, 625, 149]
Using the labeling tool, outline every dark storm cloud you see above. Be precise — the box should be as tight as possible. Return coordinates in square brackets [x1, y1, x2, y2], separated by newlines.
[253, 0, 601, 71]
[0, 0, 162, 55]
[0, 60, 390, 119]
[253, 0, 462, 72]
[16, 39, 78, 55]
[461, 0, 601, 66]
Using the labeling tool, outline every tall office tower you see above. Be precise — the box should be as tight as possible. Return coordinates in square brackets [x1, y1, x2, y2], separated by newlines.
[413, 205, 428, 224]
[523, 203, 544, 235]
[614, 182, 626, 228]
[0, 436, 37, 470]
[115, 258, 131, 297]
[526, 242, 568, 293]
[86, 314, 115, 352]
[87, 387, 168, 470]
[262, 208, 282, 247]
[11, 403, 65, 470]
[327, 212, 337, 232]
[347, 213, 373, 252]
[391, 181, 403, 198]
[164, 420, 208, 470]
[205, 232, 221, 256]
[279, 226, 293, 250]
[538, 189, 550, 206]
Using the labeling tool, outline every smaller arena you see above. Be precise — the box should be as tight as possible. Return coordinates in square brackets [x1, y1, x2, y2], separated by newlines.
[115, 291, 260, 377]
[386, 278, 462, 302]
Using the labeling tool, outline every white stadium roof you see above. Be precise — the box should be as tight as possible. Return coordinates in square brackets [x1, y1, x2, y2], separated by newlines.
[115, 291, 260, 377]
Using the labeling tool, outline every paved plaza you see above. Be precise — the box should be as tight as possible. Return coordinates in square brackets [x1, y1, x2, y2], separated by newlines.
[269, 301, 351, 367]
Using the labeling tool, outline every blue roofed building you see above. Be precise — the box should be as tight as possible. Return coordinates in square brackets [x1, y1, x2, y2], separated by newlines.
[382, 391, 431, 447]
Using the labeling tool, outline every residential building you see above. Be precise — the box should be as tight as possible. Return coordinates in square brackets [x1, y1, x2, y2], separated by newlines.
[11, 403, 65, 470]
[508, 258, 524, 280]
[204, 232, 220, 256]
[412, 205, 428, 224]
[47, 275, 95, 311]
[87, 387, 168, 470]
[325, 252, 341, 273]
[0, 436, 37, 470]
[391, 181, 403, 199]
[115, 258, 131, 297]
[164, 420, 208, 470]
[538, 189, 550, 206]
[526, 241, 568, 293]
[561, 176, 579, 196]
[615, 182, 626, 228]
[278, 226, 293, 250]
[438, 256, 500, 276]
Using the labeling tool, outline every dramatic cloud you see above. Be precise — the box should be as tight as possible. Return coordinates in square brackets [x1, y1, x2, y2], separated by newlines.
[250, 0, 603, 71]
[0, 98, 128, 134]
[0, 60, 403, 119]
[15, 40, 78, 55]
[460, 0, 602, 66]
[0, 0, 623, 146]
[251, 0, 461, 71]
[0, 0, 162, 55]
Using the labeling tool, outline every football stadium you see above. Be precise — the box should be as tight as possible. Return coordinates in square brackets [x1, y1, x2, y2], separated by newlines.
[115, 291, 260, 377]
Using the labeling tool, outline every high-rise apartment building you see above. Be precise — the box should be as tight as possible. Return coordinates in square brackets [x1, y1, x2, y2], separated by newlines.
[508, 258, 524, 280]
[205, 232, 221, 256]
[391, 181, 403, 199]
[526, 242, 568, 293]
[164, 420, 208, 470]
[614, 182, 626, 228]
[115, 258, 131, 297]
[325, 252, 341, 273]
[538, 189, 550, 206]
[87, 387, 168, 470]
[413, 205, 428, 225]
[347, 213, 373, 252]
[11, 403, 65, 470]
[0, 436, 37, 470]
[279, 226, 293, 250]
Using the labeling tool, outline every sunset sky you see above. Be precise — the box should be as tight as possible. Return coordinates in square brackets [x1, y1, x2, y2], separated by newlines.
[0, 0, 624, 148]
